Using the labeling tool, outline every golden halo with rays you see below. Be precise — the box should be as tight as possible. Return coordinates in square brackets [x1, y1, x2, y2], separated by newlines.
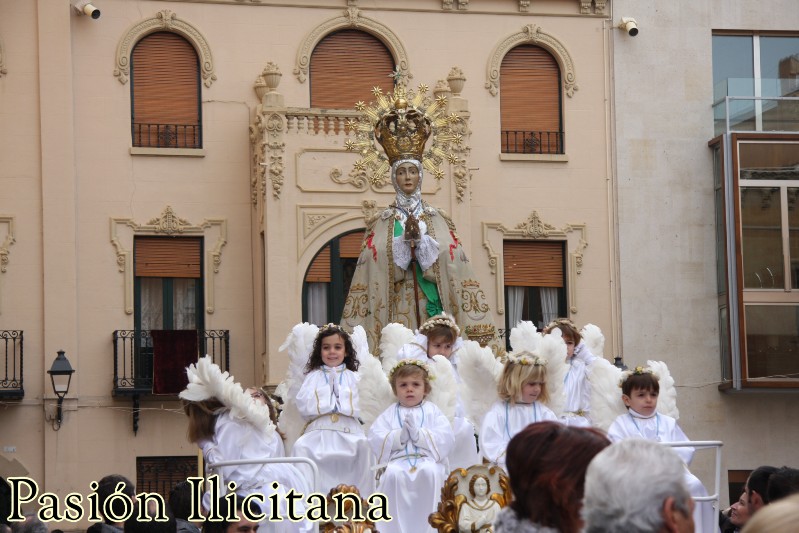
[344, 83, 463, 183]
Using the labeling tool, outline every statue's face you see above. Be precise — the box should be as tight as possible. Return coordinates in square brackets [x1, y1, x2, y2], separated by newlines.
[473, 476, 488, 497]
[395, 162, 420, 195]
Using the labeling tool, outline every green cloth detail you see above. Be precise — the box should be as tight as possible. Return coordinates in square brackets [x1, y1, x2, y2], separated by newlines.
[394, 220, 442, 317]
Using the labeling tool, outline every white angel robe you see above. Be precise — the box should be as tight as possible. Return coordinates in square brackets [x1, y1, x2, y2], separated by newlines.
[200, 411, 313, 533]
[292, 364, 373, 495]
[396, 336, 480, 470]
[561, 341, 597, 427]
[368, 400, 455, 533]
[607, 410, 715, 533]
[479, 400, 558, 470]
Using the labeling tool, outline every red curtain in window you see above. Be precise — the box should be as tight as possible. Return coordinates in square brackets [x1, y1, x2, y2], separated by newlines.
[500, 45, 562, 154]
[310, 30, 395, 109]
[131, 32, 200, 148]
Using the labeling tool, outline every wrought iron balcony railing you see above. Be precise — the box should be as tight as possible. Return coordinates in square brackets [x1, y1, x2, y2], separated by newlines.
[112, 329, 229, 396]
[131, 122, 202, 149]
[501, 130, 564, 155]
[0, 330, 23, 399]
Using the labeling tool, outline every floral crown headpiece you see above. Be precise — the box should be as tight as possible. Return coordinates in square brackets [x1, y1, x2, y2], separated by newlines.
[505, 351, 547, 367]
[419, 313, 461, 337]
[388, 358, 434, 382]
[544, 318, 577, 333]
[618, 366, 659, 387]
[317, 323, 350, 338]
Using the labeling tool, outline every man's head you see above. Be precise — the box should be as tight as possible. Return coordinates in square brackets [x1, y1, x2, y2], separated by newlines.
[745, 465, 778, 514]
[124, 500, 176, 533]
[767, 466, 799, 504]
[9, 514, 47, 533]
[583, 439, 694, 533]
[96, 474, 135, 525]
[202, 497, 259, 533]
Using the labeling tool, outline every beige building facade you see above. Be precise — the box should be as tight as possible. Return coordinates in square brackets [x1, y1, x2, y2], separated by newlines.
[0, 0, 796, 529]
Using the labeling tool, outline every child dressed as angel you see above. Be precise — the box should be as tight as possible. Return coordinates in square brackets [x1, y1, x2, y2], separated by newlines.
[608, 367, 714, 533]
[479, 351, 559, 470]
[291, 323, 373, 494]
[368, 359, 455, 533]
[394, 313, 480, 469]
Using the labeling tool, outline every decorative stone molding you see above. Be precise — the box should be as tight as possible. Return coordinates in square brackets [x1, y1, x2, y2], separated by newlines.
[251, 112, 286, 200]
[593, 0, 607, 14]
[485, 24, 577, 98]
[579, 0, 592, 13]
[442, 0, 469, 9]
[0, 216, 15, 314]
[450, 112, 471, 203]
[297, 205, 367, 259]
[114, 10, 216, 87]
[110, 206, 227, 314]
[519, 0, 531, 12]
[482, 211, 587, 315]
[294, 7, 411, 86]
[0, 39, 7, 78]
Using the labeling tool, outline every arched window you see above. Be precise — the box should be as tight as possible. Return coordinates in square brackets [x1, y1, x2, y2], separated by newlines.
[500, 45, 563, 154]
[310, 30, 395, 109]
[303, 231, 364, 325]
[131, 32, 201, 148]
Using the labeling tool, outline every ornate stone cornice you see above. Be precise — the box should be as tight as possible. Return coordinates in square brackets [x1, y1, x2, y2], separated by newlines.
[294, 7, 411, 86]
[486, 24, 577, 98]
[0, 216, 15, 315]
[482, 211, 587, 315]
[110, 207, 227, 314]
[114, 10, 216, 88]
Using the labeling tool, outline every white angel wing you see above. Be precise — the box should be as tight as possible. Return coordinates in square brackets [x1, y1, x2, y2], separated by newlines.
[427, 355, 457, 421]
[276, 322, 319, 450]
[580, 323, 605, 358]
[355, 326, 394, 430]
[458, 340, 503, 429]
[647, 360, 679, 420]
[379, 322, 415, 373]
[588, 357, 626, 431]
[180, 356, 275, 436]
[509, 321, 569, 417]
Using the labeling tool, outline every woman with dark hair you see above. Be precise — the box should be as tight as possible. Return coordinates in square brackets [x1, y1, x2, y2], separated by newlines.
[493, 421, 610, 533]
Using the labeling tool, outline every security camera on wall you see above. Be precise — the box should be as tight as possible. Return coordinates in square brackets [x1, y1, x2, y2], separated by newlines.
[73, 0, 100, 19]
[618, 17, 638, 36]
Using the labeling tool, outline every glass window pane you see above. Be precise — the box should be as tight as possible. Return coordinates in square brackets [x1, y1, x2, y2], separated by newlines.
[712, 35, 754, 98]
[739, 142, 799, 180]
[173, 278, 197, 330]
[140, 278, 164, 330]
[759, 36, 799, 97]
[740, 187, 784, 288]
[744, 305, 799, 379]
[790, 187, 799, 288]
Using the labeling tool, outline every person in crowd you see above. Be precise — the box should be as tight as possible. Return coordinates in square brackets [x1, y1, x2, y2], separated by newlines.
[493, 421, 610, 533]
[542, 319, 598, 427]
[741, 493, 799, 533]
[395, 312, 480, 469]
[367, 359, 454, 533]
[720, 491, 751, 533]
[291, 324, 372, 494]
[181, 357, 312, 532]
[479, 351, 558, 470]
[87, 474, 135, 533]
[583, 439, 695, 533]
[202, 497, 260, 533]
[8, 514, 47, 533]
[746, 466, 778, 516]
[169, 481, 201, 533]
[607, 366, 712, 532]
[123, 500, 176, 533]
[766, 466, 799, 504]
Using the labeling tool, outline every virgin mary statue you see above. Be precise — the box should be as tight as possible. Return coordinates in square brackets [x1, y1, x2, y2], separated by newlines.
[341, 84, 496, 352]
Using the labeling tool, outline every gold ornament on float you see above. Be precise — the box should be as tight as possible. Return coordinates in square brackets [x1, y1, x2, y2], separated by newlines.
[345, 84, 463, 182]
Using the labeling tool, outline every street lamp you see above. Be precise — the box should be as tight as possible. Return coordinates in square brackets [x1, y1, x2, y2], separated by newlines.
[47, 350, 75, 430]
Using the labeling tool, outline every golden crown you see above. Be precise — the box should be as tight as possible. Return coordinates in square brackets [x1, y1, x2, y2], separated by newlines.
[345, 84, 463, 183]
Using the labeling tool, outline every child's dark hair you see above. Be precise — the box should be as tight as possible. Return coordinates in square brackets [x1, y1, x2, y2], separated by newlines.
[425, 324, 456, 343]
[621, 371, 660, 397]
[389, 363, 432, 397]
[304, 324, 360, 373]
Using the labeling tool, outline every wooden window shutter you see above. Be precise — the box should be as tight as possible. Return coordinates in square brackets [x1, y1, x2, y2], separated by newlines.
[500, 45, 562, 153]
[135, 237, 202, 278]
[310, 30, 395, 109]
[339, 232, 364, 259]
[131, 32, 201, 148]
[306, 246, 332, 282]
[503, 241, 564, 287]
